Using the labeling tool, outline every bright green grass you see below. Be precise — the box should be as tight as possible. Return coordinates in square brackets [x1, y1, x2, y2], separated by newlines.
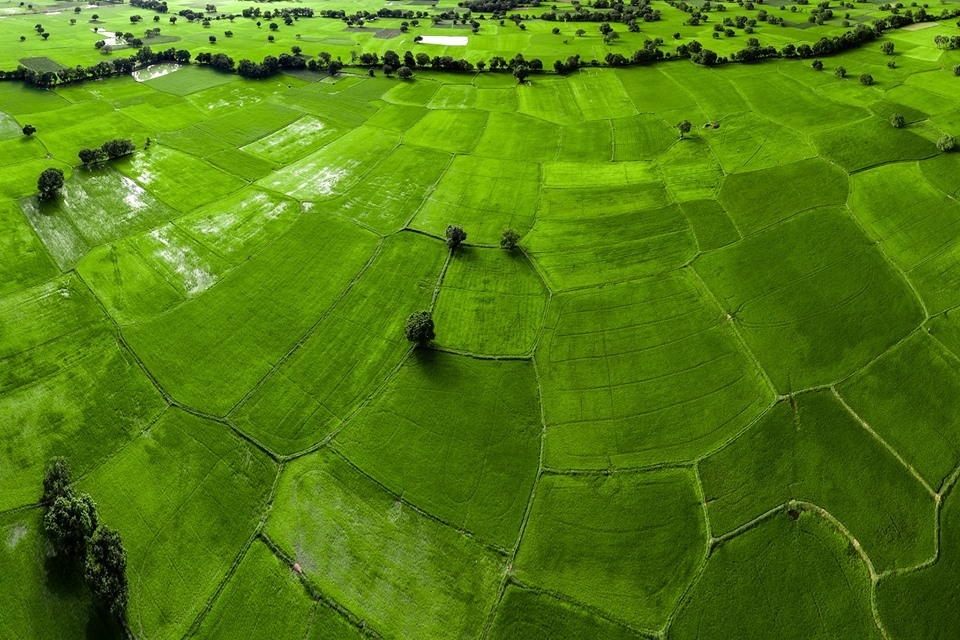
[849, 162, 960, 314]
[717, 157, 848, 235]
[537, 272, 772, 469]
[672, 511, 882, 639]
[679, 199, 741, 251]
[403, 108, 488, 154]
[876, 484, 960, 639]
[707, 112, 818, 173]
[812, 117, 938, 171]
[694, 208, 924, 391]
[433, 248, 547, 356]
[114, 146, 246, 213]
[0, 509, 123, 639]
[124, 214, 378, 415]
[557, 119, 613, 162]
[257, 125, 401, 200]
[325, 144, 451, 234]
[76, 239, 184, 324]
[144, 65, 239, 96]
[334, 353, 541, 548]
[194, 100, 304, 147]
[412, 154, 540, 244]
[240, 115, 345, 164]
[231, 231, 444, 453]
[514, 468, 706, 630]
[41, 111, 152, 163]
[526, 192, 692, 290]
[193, 541, 316, 640]
[474, 111, 560, 161]
[128, 222, 231, 296]
[699, 392, 935, 572]
[658, 136, 724, 202]
[838, 332, 960, 492]
[611, 114, 676, 161]
[0, 275, 166, 510]
[0, 199, 56, 296]
[175, 187, 301, 264]
[80, 409, 276, 640]
[266, 448, 506, 640]
[488, 585, 644, 640]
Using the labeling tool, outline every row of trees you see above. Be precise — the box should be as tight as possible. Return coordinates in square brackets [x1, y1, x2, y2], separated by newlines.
[79, 138, 137, 165]
[42, 458, 129, 621]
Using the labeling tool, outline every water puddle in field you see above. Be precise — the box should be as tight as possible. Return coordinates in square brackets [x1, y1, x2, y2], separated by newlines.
[418, 35, 468, 46]
[132, 63, 181, 82]
[92, 29, 122, 47]
[6, 523, 27, 549]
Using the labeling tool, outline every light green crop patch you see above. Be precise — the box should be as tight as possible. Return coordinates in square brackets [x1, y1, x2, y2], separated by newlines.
[537, 272, 772, 469]
[266, 449, 506, 640]
[80, 409, 277, 640]
[673, 512, 882, 639]
[232, 231, 445, 453]
[695, 208, 924, 390]
[699, 391, 934, 572]
[335, 353, 541, 548]
[514, 468, 706, 631]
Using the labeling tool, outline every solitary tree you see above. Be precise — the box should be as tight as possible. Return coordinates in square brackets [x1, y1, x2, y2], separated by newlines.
[811, 59, 823, 71]
[881, 41, 895, 55]
[37, 167, 64, 201]
[859, 73, 873, 85]
[677, 120, 692, 139]
[22, 123, 35, 136]
[44, 493, 99, 559]
[513, 64, 529, 83]
[445, 225, 467, 250]
[397, 65, 413, 80]
[937, 135, 956, 152]
[501, 228, 520, 250]
[835, 66, 847, 78]
[890, 113, 906, 129]
[954, 65, 960, 76]
[85, 526, 128, 620]
[404, 311, 435, 345]
[42, 457, 72, 505]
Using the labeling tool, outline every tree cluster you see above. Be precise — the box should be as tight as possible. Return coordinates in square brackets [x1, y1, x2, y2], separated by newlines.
[37, 167, 63, 201]
[78, 139, 136, 165]
[41, 458, 129, 621]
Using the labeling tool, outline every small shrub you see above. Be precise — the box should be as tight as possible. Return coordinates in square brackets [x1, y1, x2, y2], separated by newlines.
[501, 228, 520, 250]
[811, 59, 823, 70]
[835, 66, 847, 78]
[890, 113, 906, 128]
[937, 135, 956, 152]
[859, 73, 873, 85]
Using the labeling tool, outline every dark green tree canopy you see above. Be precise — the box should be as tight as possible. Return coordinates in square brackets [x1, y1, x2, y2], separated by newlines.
[445, 225, 467, 250]
[37, 167, 64, 201]
[42, 456, 72, 505]
[405, 311, 435, 346]
[44, 492, 99, 559]
[85, 526, 129, 619]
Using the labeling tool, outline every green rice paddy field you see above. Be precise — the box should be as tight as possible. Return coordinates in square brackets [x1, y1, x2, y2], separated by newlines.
[3, 0, 960, 638]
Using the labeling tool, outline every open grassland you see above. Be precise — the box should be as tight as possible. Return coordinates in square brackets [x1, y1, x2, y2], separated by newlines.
[2, 1, 960, 637]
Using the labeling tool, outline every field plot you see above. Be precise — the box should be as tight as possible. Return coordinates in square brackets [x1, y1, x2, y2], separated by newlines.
[877, 486, 960, 639]
[488, 585, 644, 640]
[335, 353, 541, 548]
[124, 215, 378, 415]
[433, 249, 547, 355]
[4, 15, 960, 638]
[849, 162, 960, 314]
[699, 392, 934, 572]
[672, 512, 882, 639]
[232, 231, 444, 453]
[266, 449, 505, 640]
[257, 126, 401, 200]
[0, 276, 165, 511]
[695, 208, 924, 391]
[193, 541, 317, 640]
[838, 332, 960, 492]
[413, 154, 540, 244]
[79, 409, 276, 640]
[537, 273, 771, 469]
[514, 468, 705, 630]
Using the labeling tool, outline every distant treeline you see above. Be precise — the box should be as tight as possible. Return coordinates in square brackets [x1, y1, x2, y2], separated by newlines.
[3, 7, 959, 87]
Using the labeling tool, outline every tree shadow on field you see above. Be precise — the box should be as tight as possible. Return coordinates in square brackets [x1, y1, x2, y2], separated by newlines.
[43, 549, 125, 640]
[85, 609, 125, 640]
[43, 550, 84, 597]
